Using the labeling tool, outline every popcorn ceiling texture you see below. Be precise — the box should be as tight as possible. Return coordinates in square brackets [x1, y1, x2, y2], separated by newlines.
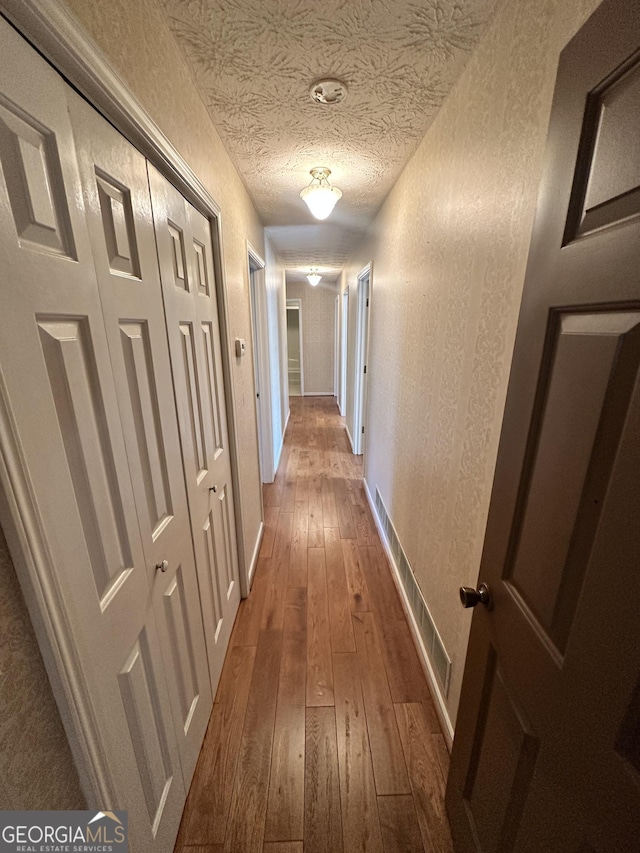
[286, 281, 337, 395]
[156, 0, 500, 272]
[59, 0, 273, 576]
[342, 0, 602, 727]
[0, 526, 85, 809]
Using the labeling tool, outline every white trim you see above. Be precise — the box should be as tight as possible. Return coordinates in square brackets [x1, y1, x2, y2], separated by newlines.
[247, 242, 274, 484]
[0, 0, 255, 794]
[273, 406, 289, 474]
[353, 263, 372, 455]
[246, 521, 264, 589]
[303, 391, 335, 396]
[246, 243, 265, 269]
[339, 288, 348, 416]
[363, 476, 455, 749]
[334, 296, 339, 398]
[345, 425, 355, 453]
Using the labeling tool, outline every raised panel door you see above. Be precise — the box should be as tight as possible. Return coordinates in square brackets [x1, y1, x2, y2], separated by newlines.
[0, 19, 185, 852]
[148, 166, 240, 693]
[69, 95, 213, 786]
[446, 3, 640, 849]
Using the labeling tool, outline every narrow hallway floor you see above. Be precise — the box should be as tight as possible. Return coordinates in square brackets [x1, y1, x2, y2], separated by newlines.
[175, 396, 454, 853]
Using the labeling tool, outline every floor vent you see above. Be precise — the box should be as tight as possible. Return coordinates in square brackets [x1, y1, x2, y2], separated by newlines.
[374, 487, 451, 697]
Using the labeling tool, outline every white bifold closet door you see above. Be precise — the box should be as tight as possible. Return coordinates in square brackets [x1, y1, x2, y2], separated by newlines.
[0, 17, 237, 853]
[68, 96, 213, 778]
[148, 166, 241, 693]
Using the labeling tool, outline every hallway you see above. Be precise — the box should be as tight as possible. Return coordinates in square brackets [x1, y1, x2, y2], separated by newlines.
[175, 396, 454, 853]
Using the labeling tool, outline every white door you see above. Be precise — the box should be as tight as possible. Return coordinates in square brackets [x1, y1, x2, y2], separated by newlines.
[148, 167, 241, 693]
[69, 95, 213, 782]
[0, 20, 184, 851]
[353, 269, 370, 454]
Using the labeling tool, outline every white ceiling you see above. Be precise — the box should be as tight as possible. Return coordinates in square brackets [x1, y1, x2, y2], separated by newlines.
[156, 0, 499, 285]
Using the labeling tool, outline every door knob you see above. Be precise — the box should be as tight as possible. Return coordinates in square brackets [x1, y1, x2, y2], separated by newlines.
[209, 485, 217, 493]
[460, 582, 492, 609]
[156, 559, 169, 573]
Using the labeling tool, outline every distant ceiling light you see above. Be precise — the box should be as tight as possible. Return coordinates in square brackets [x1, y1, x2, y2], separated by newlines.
[307, 270, 322, 287]
[300, 167, 343, 220]
[310, 78, 348, 105]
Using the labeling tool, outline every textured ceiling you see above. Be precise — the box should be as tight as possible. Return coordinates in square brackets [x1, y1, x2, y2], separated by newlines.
[156, 0, 498, 283]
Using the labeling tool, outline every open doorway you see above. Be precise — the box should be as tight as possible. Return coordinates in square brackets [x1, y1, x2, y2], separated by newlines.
[340, 288, 348, 416]
[248, 245, 273, 483]
[286, 299, 303, 396]
[334, 295, 339, 400]
[353, 265, 371, 455]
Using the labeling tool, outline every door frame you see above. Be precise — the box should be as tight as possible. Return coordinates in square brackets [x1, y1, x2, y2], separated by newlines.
[247, 243, 274, 484]
[286, 299, 304, 397]
[353, 264, 372, 455]
[334, 296, 339, 399]
[0, 0, 255, 807]
[340, 288, 348, 416]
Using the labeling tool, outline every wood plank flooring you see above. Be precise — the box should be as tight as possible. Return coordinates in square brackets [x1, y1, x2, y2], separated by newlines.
[175, 396, 453, 853]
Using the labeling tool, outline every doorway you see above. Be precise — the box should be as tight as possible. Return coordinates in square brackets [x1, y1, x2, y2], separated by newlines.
[248, 247, 273, 483]
[340, 288, 349, 416]
[334, 295, 339, 400]
[353, 266, 371, 455]
[286, 300, 303, 396]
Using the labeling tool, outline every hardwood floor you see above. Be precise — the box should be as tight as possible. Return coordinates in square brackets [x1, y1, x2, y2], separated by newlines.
[175, 396, 453, 853]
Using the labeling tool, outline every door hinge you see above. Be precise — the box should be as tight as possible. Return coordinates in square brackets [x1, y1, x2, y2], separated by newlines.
[366, 298, 369, 307]
[363, 365, 367, 374]
[362, 426, 365, 434]
[256, 392, 260, 398]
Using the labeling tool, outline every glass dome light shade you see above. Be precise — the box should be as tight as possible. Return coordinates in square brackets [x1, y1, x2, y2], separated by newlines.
[307, 272, 322, 286]
[300, 167, 342, 220]
[300, 184, 342, 220]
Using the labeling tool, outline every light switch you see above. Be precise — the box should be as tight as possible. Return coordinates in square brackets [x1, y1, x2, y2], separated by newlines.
[235, 338, 246, 357]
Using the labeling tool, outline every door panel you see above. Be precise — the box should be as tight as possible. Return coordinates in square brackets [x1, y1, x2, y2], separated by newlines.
[0, 95, 76, 258]
[118, 320, 174, 537]
[566, 50, 640, 240]
[69, 95, 213, 784]
[508, 310, 640, 650]
[0, 19, 184, 852]
[446, 2, 640, 850]
[37, 316, 135, 601]
[149, 166, 240, 693]
[119, 625, 176, 833]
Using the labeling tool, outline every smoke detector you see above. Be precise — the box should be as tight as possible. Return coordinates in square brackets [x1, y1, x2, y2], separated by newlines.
[310, 79, 348, 105]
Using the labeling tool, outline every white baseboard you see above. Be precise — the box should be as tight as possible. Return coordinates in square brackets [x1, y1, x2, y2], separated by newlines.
[345, 425, 355, 453]
[246, 521, 264, 591]
[273, 431, 285, 475]
[303, 391, 335, 396]
[363, 477, 455, 749]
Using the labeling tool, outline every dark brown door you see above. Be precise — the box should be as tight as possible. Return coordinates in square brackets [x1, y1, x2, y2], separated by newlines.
[445, 1, 640, 850]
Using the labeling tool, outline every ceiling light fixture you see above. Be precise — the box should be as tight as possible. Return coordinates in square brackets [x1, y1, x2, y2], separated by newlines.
[307, 270, 322, 287]
[300, 168, 342, 220]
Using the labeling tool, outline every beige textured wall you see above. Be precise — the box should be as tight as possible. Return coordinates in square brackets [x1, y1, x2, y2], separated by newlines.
[286, 282, 337, 395]
[0, 526, 85, 809]
[57, 0, 265, 574]
[343, 0, 602, 726]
